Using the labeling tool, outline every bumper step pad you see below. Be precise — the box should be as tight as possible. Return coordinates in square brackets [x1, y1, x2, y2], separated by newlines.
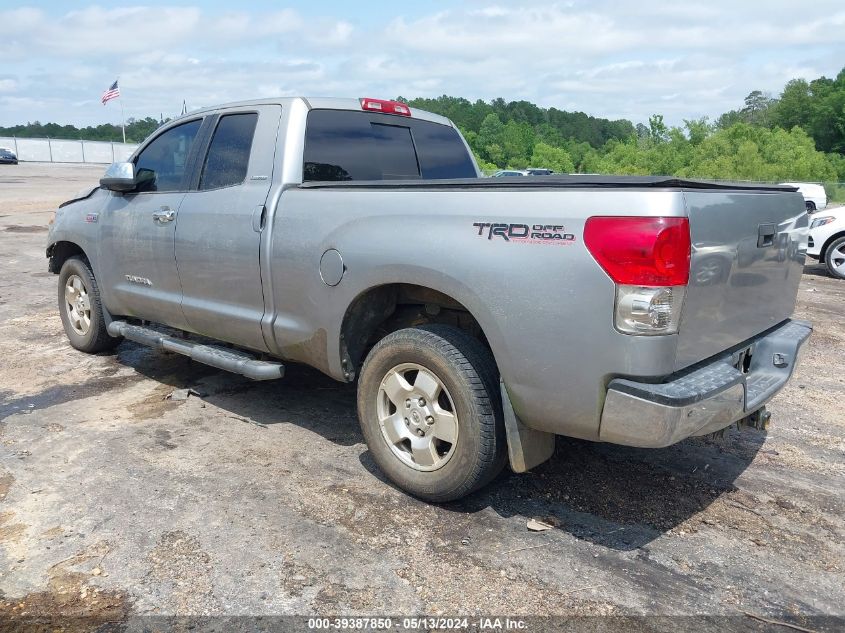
[599, 319, 812, 448]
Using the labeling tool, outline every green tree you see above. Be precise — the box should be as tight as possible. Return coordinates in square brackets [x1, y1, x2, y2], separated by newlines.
[679, 124, 836, 181]
[476, 113, 506, 166]
[648, 114, 669, 143]
[806, 70, 845, 153]
[500, 120, 536, 167]
[716, 109, 743, 130]
[405, 95, 634, 149]
[684, 117, 711, 145]
[529, 142, 575, 173]
[772, 79, 812, 131]
[741, 90, 775, 126]
[126, 117, 165, 143]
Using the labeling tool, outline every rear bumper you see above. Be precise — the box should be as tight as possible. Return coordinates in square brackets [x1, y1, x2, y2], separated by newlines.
[599, 319, 812, 448]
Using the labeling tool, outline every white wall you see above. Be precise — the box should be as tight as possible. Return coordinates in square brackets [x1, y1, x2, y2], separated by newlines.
[0, 137, 138, 163]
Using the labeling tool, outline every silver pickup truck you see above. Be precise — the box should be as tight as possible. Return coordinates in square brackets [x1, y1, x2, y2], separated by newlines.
[47, 97, 812, 502]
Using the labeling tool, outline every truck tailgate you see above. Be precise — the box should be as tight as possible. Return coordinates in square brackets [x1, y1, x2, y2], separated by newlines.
[676, 189, 807, 371]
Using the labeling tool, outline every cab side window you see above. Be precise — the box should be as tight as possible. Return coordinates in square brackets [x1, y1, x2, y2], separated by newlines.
[199, 113, 258, 190]
[134, 119, 202, 193]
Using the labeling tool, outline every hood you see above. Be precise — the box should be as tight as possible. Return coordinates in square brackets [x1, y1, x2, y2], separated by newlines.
[59, 184, 100, 209]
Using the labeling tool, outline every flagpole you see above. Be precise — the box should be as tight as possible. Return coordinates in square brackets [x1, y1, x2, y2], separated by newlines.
[119, 84, 126, 144]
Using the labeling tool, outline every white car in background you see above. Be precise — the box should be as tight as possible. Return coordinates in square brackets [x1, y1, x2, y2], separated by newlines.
[781, 182, 828, 211]
[807, 206, 845, 279]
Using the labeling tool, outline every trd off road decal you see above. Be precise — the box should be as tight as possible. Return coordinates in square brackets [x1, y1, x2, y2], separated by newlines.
[472, 222, 575, 245]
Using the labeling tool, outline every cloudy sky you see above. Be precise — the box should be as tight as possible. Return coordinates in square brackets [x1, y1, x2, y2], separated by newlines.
[2, 1, 843, 128]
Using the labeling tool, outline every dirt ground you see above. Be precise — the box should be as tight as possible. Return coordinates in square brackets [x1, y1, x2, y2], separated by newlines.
[0, 163, 842, 631]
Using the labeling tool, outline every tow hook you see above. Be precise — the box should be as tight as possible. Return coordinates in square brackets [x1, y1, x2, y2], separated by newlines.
[739, 406, 771, 431]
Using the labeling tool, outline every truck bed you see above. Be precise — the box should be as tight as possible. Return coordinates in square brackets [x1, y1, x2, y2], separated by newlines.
[285, 175, 808, 432]
[299, 175, 798, 192]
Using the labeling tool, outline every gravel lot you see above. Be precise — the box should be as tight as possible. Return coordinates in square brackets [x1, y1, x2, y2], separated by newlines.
[0, 163, 843, 631]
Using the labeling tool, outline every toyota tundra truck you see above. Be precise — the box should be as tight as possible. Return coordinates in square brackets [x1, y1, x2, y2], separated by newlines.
[47, 97, 812, 501]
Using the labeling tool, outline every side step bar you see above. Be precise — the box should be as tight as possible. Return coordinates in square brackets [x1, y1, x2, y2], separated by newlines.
[107, 320, 284, 381]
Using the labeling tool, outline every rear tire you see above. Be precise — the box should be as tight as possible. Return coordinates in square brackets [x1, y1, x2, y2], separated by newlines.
[806, 201, 816, 212]
[824, 236, 845, 280]
[58, 256, 120, 353]
[357, 325, 506, 502]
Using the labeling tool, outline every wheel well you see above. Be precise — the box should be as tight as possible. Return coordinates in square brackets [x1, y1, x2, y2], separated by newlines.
[820, 231, 845, 262]
[47, 241, 87, 274]
[340, 284, 489, 375]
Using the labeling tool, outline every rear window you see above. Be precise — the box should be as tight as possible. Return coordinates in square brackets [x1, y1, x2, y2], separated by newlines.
[303, 109, 476, 182]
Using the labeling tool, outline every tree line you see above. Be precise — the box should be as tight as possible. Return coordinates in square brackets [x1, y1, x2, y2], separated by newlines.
[0, 117, 164, 144]
[403, 66, 845, 198]
[2, 66, 843, 196]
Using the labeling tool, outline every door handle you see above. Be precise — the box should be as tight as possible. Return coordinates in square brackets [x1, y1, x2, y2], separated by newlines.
[152, 207, 176, 223]
[251, 205, 266, 232]
[757, 223, 776, 248]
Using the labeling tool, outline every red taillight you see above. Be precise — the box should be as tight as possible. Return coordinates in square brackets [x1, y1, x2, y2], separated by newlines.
[583, 216, 690, 286]
[360, 97, 412, 117]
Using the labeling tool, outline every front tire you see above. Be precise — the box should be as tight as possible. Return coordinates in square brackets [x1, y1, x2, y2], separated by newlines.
[806, 201, 816, 212]
[58, 256, 120, 353]
[824, 236, 845, 280]
[357, 325, 506, 502]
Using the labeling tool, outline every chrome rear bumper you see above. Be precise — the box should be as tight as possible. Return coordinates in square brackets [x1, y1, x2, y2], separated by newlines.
[599, 319, 812, 448]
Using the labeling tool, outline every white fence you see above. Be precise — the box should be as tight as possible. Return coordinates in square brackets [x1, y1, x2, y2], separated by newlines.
[0, 137, 139, 164]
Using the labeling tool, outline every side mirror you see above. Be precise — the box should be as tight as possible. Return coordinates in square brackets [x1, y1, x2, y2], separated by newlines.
[100, 162, 137, 192]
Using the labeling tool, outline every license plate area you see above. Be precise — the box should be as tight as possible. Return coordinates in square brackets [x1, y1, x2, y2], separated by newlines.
[732, 346, 754, 374]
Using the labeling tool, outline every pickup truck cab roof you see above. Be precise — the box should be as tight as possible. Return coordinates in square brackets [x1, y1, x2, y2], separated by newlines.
[131, 96, 481, 185]
[178, 96, 455, 128]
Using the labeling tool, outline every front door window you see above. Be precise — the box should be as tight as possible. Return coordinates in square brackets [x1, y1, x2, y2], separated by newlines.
[134, 119, 202, 193]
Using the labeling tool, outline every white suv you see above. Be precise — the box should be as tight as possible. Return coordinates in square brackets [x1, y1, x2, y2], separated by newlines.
[781, 182, 828, 212]
[807, 206, 845, 279]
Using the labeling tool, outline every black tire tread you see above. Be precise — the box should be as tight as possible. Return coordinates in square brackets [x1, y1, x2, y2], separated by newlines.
[58, 256, 120, 353]
[358, 324, 506, 502]
[825, 236, 845, 280]
[416, 324, 507, 492]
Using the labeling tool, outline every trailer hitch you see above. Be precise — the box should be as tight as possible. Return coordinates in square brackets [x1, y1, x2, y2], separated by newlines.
[703, 406, 771, 441]
[739, 406, 771, 431]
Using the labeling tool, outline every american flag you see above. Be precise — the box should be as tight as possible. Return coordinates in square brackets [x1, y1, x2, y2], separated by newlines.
[101, 80, 120, 105]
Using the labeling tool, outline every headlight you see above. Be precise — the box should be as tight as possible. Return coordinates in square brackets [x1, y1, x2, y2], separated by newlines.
[810, 216, 835, 229]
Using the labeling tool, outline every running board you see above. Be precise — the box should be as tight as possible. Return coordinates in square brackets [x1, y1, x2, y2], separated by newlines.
[107, 321, 284, 381]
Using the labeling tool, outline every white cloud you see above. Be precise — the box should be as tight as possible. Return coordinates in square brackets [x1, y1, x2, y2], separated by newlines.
[1, 6, 342, 57]
[2, 2, 843, 127]
[7, 7, 203, 56]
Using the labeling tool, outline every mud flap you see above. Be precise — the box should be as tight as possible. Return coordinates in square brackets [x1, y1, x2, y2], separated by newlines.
[500, 380, 555, 473]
